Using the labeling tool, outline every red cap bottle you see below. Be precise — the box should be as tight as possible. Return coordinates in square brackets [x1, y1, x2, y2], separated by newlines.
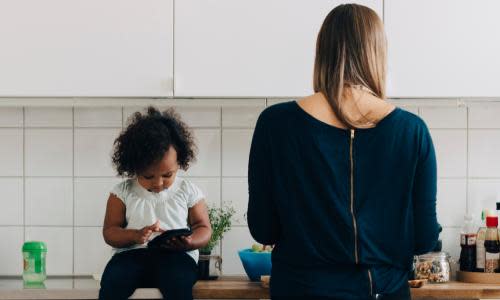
[486, 216, 498, 228]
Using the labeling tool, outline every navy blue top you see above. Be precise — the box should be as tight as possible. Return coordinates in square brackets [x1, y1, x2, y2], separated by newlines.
[247, 101, 439, 298]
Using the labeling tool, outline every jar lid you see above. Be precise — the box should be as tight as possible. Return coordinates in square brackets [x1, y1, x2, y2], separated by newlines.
[418, 251, 450, 260]
[22, 241, 47, 252]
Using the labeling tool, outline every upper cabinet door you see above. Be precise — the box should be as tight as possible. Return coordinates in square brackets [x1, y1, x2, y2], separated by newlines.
[386, 0, 500, 98]
[0, 0, 173, 97]
[174, 0, 382, 97]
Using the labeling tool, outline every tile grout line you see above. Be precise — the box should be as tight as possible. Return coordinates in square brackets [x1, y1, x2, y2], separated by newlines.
[72, 107, 75, 276]
[23, 107, 26, 242]
[465, 102, 470, 215]
[219, 105, 223, 258]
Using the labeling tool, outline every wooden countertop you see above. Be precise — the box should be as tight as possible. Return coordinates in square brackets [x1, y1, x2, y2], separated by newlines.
[1, 277, 500, 299]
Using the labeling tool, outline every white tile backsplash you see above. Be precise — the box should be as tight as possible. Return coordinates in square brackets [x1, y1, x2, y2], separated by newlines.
[25, 129, 73, 176]
[430, 129, 467, 177]
[0, 178, 23, 225]
[468, 179, 500, 219]
[221, 226, 254, 276]
[25, 227, 73, 275]
[74, 107, 122, 128]
[74, 177, 121, 226]
[222, 178, 248, 226]
[0, 107, 23, 127]
[25, 107, 73, 127]
[0, 101, 500, 276]
[222, 106, 264, 128]
[222, 129, 253, 177]
[420, 107, 467, 129]
[181, 129, 221, 177]
[0, 227, 24, 275]
[0, 129, 23, 176]
[469, 130, 500, 177]
[469, 104, 500, 128]
[25, 178, 73, 226]
[74, 129, 120, 177]
[74, 227, 112, 275]
[436, 179, 466, 227]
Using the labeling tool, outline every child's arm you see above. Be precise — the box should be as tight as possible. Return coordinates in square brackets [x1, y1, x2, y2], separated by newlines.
[102, 193, 162, 248]
[166, 200, 212, 251]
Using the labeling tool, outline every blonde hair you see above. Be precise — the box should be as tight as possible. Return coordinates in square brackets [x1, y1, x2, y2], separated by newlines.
[313, 4, 387, 128]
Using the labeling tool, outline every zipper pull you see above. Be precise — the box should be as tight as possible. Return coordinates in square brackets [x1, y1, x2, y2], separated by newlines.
[350, 129, 355, 139]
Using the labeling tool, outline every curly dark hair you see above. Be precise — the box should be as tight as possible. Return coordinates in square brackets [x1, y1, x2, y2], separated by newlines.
[112, 106, 197, 177]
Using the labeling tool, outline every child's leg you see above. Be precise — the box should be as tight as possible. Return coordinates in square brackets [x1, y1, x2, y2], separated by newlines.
[99, 249, 150, 300]
[152, 250, 198, 300]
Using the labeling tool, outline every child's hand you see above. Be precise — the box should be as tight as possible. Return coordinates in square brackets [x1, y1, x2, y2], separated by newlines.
[162, 235, 194, 251]
[135, 221, 163, 244]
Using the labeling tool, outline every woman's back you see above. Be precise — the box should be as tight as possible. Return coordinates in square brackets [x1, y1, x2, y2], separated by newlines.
[247, 99, 439, 298]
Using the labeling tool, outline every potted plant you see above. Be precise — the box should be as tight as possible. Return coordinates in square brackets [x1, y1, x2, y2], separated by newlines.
[198, 203, 235, 280]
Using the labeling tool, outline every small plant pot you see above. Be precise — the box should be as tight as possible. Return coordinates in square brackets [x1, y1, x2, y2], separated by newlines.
[198, 251, 222, 280]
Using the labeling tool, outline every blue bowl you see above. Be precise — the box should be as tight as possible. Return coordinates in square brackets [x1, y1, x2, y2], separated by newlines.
[238, 249, 272, 281]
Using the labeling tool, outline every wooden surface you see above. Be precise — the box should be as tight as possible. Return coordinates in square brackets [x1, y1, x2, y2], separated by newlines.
[3, 277, 500, 299]
[457, 270, 500, 284]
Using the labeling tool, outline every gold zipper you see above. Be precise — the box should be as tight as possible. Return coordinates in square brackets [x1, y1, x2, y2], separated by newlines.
[349, 129, 359, 263]
[350, 129, 373, 296]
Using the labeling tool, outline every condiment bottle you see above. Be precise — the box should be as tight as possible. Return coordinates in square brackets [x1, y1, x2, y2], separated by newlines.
[484, 216, 500, 273]
[459, 214, 476, 271]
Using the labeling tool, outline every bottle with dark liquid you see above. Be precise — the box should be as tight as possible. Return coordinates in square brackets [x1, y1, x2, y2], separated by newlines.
[459, 214, 476, 272]
[484, 216, 500, 273]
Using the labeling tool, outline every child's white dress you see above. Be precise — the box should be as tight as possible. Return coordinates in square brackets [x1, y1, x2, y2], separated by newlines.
[110, 176, 204, 263]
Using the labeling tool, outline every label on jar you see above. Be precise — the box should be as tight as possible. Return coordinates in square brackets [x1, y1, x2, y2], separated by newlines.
[485, 252, 499, 273]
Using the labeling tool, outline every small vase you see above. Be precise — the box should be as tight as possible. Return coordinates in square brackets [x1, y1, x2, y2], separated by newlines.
[198, 250, 221, 280]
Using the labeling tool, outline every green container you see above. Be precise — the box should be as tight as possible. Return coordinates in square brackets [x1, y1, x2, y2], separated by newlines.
[22, 241, 47, 284]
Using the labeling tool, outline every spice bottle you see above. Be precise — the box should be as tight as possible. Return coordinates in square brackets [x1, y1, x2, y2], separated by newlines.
[476, 210, 491, 272]
[484, 216, 500, 273]
[459, 214, 476, 271]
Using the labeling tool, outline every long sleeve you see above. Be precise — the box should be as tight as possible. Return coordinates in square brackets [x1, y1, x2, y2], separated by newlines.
[412, 123, 440, 255]
[247, 111, 280, 245]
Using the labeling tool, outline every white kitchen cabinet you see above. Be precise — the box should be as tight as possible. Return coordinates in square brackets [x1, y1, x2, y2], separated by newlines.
[385, 0, 500, 98]
[174, 0, 382, 97]
[0, 0, 173, 97]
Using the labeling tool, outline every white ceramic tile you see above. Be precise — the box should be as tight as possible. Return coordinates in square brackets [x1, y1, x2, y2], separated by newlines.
[419, 107, 467, 129]
[74, 107, 122, 128]
[25, 129, 73, 176]
[184, 177, 220, 208]
[469, 104, 500, 128]
[0, 178, 23, 225]
[398, 106, 419, 115]
[436, 179, 466, 227]
[0, 129, 23, 176]
[181, 129, 221, 177]
[222, 107, 264, 128]
[74, 129, 120, 177]
[75, 178, 122, 226]
[469, 130, 500, 177]
[176, 107, 221, 128]
[222, 129, 253, 177]
[222, 178, 248, 226]
[429, 130, 467, 178]
[25, 107, 72, 127]
[74, 227, 113, 275]
[0, 227, 24, 275]
[440, 227, 461, 261]
[221, 226, 254, 276]
[0, 107, 23, 127]
[25, 227, 73, 275]
[25, 178, 73, 226]
[468, 179, 500, 220]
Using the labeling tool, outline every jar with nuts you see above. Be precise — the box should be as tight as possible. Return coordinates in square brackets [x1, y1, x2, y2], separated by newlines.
[414, 252, 451, 283]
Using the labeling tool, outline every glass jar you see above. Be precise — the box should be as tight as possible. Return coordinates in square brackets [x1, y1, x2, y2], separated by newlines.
[22, 241, 47, 284]
[414, 252, 451, 283]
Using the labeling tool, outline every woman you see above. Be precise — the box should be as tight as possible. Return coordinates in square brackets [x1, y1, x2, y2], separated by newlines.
[247, 4, 439, 300]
